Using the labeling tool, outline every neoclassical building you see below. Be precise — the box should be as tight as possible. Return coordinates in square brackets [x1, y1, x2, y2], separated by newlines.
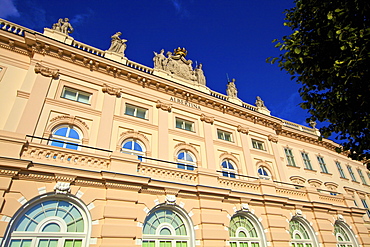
[0, 18, 369, 247]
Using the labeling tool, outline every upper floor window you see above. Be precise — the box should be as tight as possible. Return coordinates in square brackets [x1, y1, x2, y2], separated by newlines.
[176, 118, 194, 132]
[347, 165, 357, 182]
[125, 104, 147, 119]
[357, 169, 368, 185]
[217, 129, 232, 142]
[317, 156, 329, 173]
[61, 87, 91, 104]
[361, 199, 370, 217]
[301, 152, 313, 170]
[257, 167, 271, 180]
[121, 138, 145, 161]
[284, 148, 296, 167]
[336, 162, 346, 178]
[252, 139, 265, 150]
[221, 159, 236, 178]
[177, 150, 196, 170]
[49, 125, 82, 150]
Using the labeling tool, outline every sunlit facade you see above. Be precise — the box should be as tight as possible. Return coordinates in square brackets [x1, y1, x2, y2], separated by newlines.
[0, 18, 369, 247]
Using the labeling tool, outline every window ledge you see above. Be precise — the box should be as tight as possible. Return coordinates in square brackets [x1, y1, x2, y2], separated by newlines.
[320, 172, 332, 175]
[287, 165, 300, 169]
[304, 168, 316, 172]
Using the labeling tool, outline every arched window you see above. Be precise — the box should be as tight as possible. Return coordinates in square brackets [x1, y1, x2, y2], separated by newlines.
[290, 218, 318, 247]
[334, 221, 359, 247]
[49, 125, 82, 150]
[121, 138, 145, 161]
[229, 213, 266, 247]
[142, 207, 194, 247]
[3, 194, 91, 247]
[221, 159, 236, 178]
[257, 167, 271, 180]
[177, 150, 196, 170]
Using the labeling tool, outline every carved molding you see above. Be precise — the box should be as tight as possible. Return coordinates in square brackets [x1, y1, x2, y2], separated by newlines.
[290, 175, 306, 185]
[307, 179, 322, 188]
[324, 181, 338, 191]
[34, 63, 59, 79]
[268, 134, 278, 143]
[156, 100, 172, 112]
[102, 83, 122, 97]
[166, 194, 176, 205]
[50, 115, 89, 130]
[200, 113, 214, 124]
[237, 125, 249, 135]
[54, 182, 71, 194]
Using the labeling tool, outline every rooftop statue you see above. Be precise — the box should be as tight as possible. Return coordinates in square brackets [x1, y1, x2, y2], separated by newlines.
[52, 18, 73, 35]
[153, 47, 206, 85]
[108, 32, 127, 55]
[226, 79, 238, 98]
[255, 96, 265, 108]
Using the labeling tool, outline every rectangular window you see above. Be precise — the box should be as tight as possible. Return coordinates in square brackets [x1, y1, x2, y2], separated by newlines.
[357, 169, 368, 185]
[61, 87, 91, 104]
[125, 104, 148, 119]
[317, 156, 328, 173]
[336, 162, 346, 178]
[175, 118, 194, 131]
[217, 129, 232, 142]
[252, 139, 265, 150]
[284, 148, 296, 167]
[361, 199, 370, 217]
[347, 165, 357, 182]
[301, 152, 313, 170]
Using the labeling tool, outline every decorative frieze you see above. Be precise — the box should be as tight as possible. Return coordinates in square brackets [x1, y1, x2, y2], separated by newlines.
[34, 63, 59, 79]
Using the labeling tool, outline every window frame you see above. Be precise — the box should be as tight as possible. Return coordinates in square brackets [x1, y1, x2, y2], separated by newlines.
[49, 125, 83, 150]
[336, 162, 346, 178]
[284, 148, 296, 167]
[252, 139, 265, 151]
[61, 86, 92, 104]
[301, 152, 313, 170]
[121, 138, 146, 161]
[347, 165, 357, 182]
[357, 169, 368, 185]
[217, 129, 233, 142]
[257, 166, 271, 180]
[125, 103, 148, 120]
[317, 156, 329, 173]
[176, 150, 196, 170]
[361, 199, 370, 217]
[221, 159, 237, 178]
[175, 118, 194, 132]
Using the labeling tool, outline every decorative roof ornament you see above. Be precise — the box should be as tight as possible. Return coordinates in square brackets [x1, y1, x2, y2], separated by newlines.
[174, 47, 188, 57]
[226, 79, 238, 98]
[52, 18, 74, 35]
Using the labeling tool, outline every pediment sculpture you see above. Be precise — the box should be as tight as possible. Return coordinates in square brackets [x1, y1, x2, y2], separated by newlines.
[153, 47, 206, 85]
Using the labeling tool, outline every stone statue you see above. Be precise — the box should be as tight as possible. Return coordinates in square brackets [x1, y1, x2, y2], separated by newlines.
[226, 79, 238, 98]
[108, 32, 127, 55]
[153, 49, 166, 70]
[255, 96, 265, 108]
[52, 18, 73, 35]
[195, 63, 206, 85]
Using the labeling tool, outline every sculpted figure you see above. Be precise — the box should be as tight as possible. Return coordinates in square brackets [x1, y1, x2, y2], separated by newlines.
[226, 79, 238, 98]
[61, 18, 73, 35]
[255, 96, 265, 108]
[153, 49, 166, 70]
[108, 32, 127, 54]
[52, 18, 63, 32]
[195, 63, 206, 85]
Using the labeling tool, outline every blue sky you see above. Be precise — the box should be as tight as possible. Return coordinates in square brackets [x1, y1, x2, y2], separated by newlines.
[1, 0, 312, 126]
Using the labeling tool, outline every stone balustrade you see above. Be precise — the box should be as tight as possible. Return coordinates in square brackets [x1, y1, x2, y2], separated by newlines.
[0, 18, 36, 36]
[138, 163, 198, 183]
[72, 40, 105, 57]
[126, 60, 153, 74]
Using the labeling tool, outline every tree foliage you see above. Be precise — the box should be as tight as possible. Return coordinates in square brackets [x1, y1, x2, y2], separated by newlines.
[269, 0, 370, 164]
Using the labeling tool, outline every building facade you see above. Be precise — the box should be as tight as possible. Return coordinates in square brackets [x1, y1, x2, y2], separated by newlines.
[0, 18, 369, 247]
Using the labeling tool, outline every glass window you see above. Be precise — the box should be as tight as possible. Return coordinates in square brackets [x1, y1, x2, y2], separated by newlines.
[5, 198, 89, 247]
[121, 138, 145, 161]
[257, 167, 270, 180]
[49, 125, 82, 150]
[336, 162, 346, 178]
[317, 156, 328, 173]
[252, 139, 265, 150]
[347, 165, 357, 182]
[229, 215, 265, 247]
[221, 159, 236, 178]
[217, 129, 232, 142]
[142, 209, 192, 247]
[177, 150, 196, 171]
[357, 169, 367, 185]
[301, 152, 312, 170]
[361, 199, 370, 217]
[284, 148, 296, 167]
[61, 87, 91, 104]
[125, 104, 148, 119]
[334, 223, 357, 247]
[175, 118, 194, 132]
[289, 219, 316, 247]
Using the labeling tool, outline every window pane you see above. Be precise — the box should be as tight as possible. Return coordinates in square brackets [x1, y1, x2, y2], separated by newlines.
[68, 129, 80, 139]
[42, 223, 61, 232]
[136, 108, 147, 119]
[176, 119, 183, 129]
[54, 127, 68, 136]
[125, 106, 135, 116]
[63, 89, 77, 100]
[77, 93, 90, 104]
[66, 143, 79, 150]
[50, 140, 64, 148]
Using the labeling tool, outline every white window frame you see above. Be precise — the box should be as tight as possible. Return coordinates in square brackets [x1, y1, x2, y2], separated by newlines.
[252, 139, 265, 150]
[284, 148, 296, 167]
[125, 103, 148, 119]
[336, 162, 346, 178]
[301, 152, 313, 170]
[175, 118, 194, 132]
[176, 150, 196, 170]
[347, 165, 357, 182]
[317, 156, 329, 173]
[257, 166, 271, 180]
[217, 129, 233, 142]
[61, 86, 91, 104]
[49, 125, 83, 150]
[357, 169, 368, 185]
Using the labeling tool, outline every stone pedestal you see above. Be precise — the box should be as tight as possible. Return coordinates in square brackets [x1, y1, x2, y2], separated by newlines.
[104, 51, 127, 64]
[43, 28, 74, 45]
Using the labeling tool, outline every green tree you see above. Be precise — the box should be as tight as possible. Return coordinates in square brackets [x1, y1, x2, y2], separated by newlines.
[269, 0, 370, 165]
